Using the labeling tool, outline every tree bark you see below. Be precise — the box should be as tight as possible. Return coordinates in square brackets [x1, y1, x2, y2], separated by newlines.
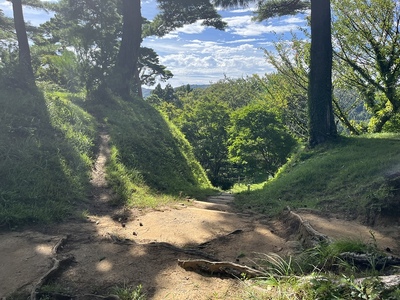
[308, 0, 336, 146]
[114, 0, 142, 98]
[11, 0, 35, 87]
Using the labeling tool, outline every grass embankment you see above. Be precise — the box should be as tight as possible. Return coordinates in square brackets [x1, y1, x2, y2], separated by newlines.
[0, 86, 213, 227]
[234, 134, 400, 221]
[87, 88, 213, 207]
[0, 88, 97, 226]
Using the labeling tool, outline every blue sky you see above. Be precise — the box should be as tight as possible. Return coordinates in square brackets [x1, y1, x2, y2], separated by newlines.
[0, 0, 309, 87]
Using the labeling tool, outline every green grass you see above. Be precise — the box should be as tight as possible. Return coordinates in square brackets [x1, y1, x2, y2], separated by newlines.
[111, 284, 146, 300]
[0, 86, 97, 227]
[244, 237, 400, 300]
[234, 135, 400, 219]
[0, 83, 214, 226]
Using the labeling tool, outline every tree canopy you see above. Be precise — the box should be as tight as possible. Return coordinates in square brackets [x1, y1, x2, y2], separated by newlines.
[332, 0, 400, 133]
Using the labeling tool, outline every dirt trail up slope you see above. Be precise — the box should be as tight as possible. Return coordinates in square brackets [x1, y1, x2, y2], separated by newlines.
[1, 131, 399, 299]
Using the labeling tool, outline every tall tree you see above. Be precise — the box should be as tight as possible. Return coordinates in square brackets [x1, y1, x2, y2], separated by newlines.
[113, 0, 142, 97]
[49, 0, 225, 97]
[308, 0, 336, 145]
[215, 0, 337, 146]
[10, 0, 35, 86]
[114, 0, 226, 98]
[49, 0, 122, 91]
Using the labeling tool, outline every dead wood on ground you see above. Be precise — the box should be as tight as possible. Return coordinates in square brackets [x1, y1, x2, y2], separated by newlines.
[178, 259, 265, 278]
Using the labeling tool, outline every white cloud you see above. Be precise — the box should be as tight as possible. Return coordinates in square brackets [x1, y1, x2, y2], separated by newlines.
[284, 16, 307, 24]
[147, 39, 274, 87]
[223, 15, 304, 37]
[225, 38, 258, 44]
[161, 20, 207, 39]
[0, 1, 10, 8]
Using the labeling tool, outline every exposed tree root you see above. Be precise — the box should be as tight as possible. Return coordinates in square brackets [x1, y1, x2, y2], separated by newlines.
[30, 256, 75, 300]
[51, 235, 69, 255]
[281, 207, 331, 248]
[30, 236, 74, 300]
[178, 259, 265, 278]
[339, 252, 400, 269]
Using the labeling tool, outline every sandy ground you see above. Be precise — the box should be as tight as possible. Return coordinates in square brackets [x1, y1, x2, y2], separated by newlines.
[2, 196, 399, 299]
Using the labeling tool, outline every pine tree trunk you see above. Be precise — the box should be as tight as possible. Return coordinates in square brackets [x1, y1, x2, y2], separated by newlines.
[308, 0, 336, 146]
[114, 0, 142, 98]
[11, 0, 35, 87]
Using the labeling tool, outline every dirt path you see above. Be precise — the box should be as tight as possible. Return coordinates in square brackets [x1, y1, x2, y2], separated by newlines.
[1, 131, 399, 299]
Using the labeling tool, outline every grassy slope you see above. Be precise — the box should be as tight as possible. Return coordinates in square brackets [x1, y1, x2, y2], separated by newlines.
[87, 88, 213, 207]
[0, 86, 212, 226]
[0, 88, 97, 226]
[234, 134, 400, 221]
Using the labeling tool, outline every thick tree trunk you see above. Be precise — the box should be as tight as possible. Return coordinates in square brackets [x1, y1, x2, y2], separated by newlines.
[11, 0, 35, 87]
[114, 0, 142, 98]
[308, 0, 336, 146]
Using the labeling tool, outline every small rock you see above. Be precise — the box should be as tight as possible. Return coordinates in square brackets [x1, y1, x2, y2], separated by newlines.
[133, 232, 137, 236]
[139, 222, 143, 226]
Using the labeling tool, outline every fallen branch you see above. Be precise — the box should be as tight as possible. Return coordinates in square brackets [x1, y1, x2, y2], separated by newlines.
[178, 259, 264, 278]
[150, 242, 218, 261]
[339, 252, 400, 269]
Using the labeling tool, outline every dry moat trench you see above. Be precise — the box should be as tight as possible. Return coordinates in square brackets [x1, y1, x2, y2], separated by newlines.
[1, 132, 400, 299]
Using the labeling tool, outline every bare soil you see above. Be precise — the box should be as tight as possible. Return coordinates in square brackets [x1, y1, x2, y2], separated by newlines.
[1, 132, 399, 299]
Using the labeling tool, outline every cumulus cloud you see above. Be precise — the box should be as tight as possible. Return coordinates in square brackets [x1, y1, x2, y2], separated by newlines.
[223, 15, 305, 37]
[145, 38, 274, 87]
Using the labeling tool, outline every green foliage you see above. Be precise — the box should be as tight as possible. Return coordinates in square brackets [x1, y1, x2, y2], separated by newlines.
[0, 87, 97, 226]
[234, 135, 400, 220]
[146, 0, 226, 37]
[35, 50, 83, 92]
[248, 237, 398, 300]
[298, 237, 383, 275]
[229, 102, 297, 181]
[196, 76, 266, 110]
[51, 0, 121, 91]
[138, 47, 173, 87]
[177, 96, 233, 189]
[111, 283, 146, 300]
[332, 0, 400, 133]
[152, 77, 300, 188]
